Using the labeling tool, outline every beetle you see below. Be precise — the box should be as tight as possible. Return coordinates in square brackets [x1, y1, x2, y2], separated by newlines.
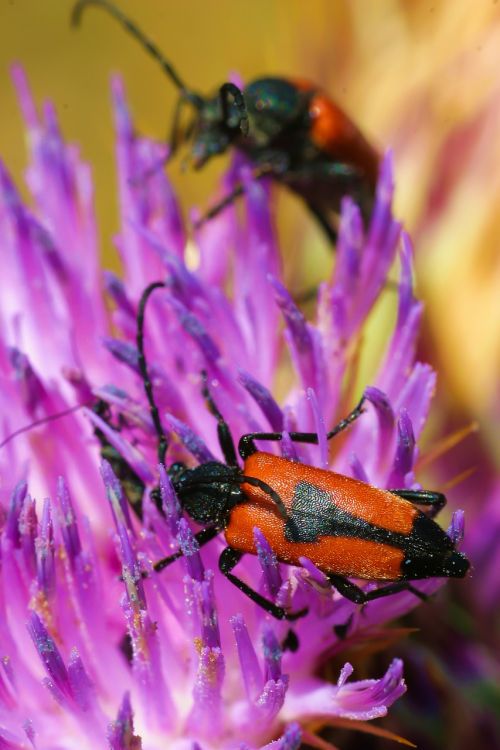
[91, 398, 147, 520]
[134, 282, 470, 621]
[72, 0, 380, 245]
[0, 282, 470, 623]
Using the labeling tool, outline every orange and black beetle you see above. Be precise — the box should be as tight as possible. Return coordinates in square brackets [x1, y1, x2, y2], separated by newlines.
[72, 0, 379, 244]
[133, 283, 470, 621]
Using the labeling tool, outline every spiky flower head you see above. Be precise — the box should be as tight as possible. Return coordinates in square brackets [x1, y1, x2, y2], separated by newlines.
[0, 68, 466, 749]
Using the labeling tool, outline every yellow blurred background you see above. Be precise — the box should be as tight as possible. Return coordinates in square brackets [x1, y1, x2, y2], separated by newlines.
[1, 0, 499, 456]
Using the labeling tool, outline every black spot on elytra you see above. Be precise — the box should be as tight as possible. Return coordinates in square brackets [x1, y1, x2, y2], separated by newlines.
[282, 480, 464, 581]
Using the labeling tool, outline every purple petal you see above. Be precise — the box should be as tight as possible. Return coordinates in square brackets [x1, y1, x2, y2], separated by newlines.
[255, 676, 289, 723]
[307, 388, 328, 469]
[333, 658, 406, 720]
[262, 627, 283, 683]
[397, 232, 416, 321]
[130, 222, 204, 304]
[328, 152, 401, 340]
[231, 614, 263, 702]
[284, 659, 406, 721]
[67, 648, 95, 713]
[192, 571, 221, 650]
[108, 692, 143, 750]
[387, 409, 415, 488]
[8, 349, 46, 417]
[168, 296, 221, 364]
[100, 458, 134, 534]
[57, 476, 82, 562]
[35, 499, 54, 596]
[104, 271, 136, 321]
[0, 728, 31, 750]
[298, 556, 328, 586]
[87, 408, 155, 484]
[260, 723, 301, 750]
[269, 276, 315, 392]
[23, 721, 36, 749]
[177, 518, 205, 583]
[5, 481, 27, 547]
[166, 414, 215, 464]
[364, 386, 395, 447]
[27, 612, 71, 701]
[238, 370, 284, 432]
[349, 453, 370, 483]
[103, 338, 140, 373]
[396, 362, 437, 439]
[158, 463, 181, 534]
[448, 509, 465, 546]
[254, 527, 282, 597]
[189, 646, 225, 735]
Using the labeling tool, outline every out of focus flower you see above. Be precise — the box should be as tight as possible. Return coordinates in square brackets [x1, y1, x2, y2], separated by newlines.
[0, 68, 466, 749]
[287, 2, 500, 426]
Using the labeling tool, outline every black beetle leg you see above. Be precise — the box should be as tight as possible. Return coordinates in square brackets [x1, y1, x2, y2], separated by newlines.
[390, 489, 446, 518]
[193, 182, 246, 228]
[154, 526, 220, 572]
[328, 574, 428, 604]
[219, 547, 308, 621]
[200, 370, 238, 466]
[304, 201, 338, 245]
[238, 397, 366, 459]
[194, 163, 277, 229]
[281, 628, 300, 652]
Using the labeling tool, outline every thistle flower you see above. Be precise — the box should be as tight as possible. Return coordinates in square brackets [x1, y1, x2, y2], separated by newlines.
[0, 67, 466, 750]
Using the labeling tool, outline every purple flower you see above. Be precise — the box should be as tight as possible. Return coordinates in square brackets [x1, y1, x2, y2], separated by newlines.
[0, 67, 467, 749]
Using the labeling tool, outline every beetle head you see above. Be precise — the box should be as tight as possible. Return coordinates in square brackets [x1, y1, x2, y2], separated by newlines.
[174, 461, 242, 527]
[186, 84, 248, 169]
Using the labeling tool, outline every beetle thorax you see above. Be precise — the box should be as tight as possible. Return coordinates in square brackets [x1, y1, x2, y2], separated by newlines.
[173, 461, 243, 527]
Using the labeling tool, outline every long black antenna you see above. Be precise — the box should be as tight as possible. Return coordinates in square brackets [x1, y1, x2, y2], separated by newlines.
[72, 0, 201, 105]
[136, 281, 168, 464]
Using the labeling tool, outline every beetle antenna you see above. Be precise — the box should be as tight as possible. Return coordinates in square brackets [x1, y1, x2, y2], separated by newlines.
[136, 281, 168, 464]
[72, 0, 202, 107]
[0, 402, 88, 451]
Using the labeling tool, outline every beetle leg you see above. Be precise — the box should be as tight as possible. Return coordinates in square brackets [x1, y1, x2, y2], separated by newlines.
[200, 370, 238, 467]
[238, 397, 366, 459]
[328, 574, 428, 604]
[167, 95, 186, 159]
[281, 628, 300, 652]
[325, 396, 366, 440]
[194, 184, 246, 227]
[154, 526, 220, 572]
[303, 201, 338, 245]
[194, 157, 284, 229]
[333, 613, 354, 640]
[280, 161, 374, 226]
[219, 547, 308, 621]
[390, 489, 446, 518]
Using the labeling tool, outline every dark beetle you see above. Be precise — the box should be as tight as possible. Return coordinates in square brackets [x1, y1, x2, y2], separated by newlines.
[91, 399, 146, 520]
[137, 282, 470, 623]
[72, 0, 380, 244]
